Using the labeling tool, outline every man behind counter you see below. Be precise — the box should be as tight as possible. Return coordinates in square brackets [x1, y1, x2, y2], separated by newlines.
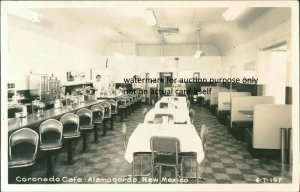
[93, 74, 103, 98]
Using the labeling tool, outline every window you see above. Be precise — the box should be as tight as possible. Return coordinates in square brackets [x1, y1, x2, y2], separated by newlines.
[262, 43, 287, 104]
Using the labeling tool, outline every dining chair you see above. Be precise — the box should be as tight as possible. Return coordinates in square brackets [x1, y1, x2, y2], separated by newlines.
[143, 108, 148, 116]
[153, 113, 174, 124]
[150, 136, 182, 183]
[180, 124, 208, 183]
[189, 108, 196, 124]
[121, 123, 151, 183]
[187, 100, 191, 109]
[199, 124, 208, 182]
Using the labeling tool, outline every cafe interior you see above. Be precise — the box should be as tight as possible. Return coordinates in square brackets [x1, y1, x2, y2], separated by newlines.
[3, 2, 298, 186]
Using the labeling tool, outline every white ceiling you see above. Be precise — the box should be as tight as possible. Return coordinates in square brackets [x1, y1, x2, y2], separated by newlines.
[8, 7, 291, 55]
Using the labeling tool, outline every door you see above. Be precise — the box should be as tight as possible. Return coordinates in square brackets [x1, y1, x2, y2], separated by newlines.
[159, 72, 173, 96]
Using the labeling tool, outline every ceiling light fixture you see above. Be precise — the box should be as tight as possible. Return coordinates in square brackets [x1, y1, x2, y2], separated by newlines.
[9, 8, 41, 23]
[194, 30, 203, 58]
[144, 9, 157, 26]
[222, 6, 246, 21]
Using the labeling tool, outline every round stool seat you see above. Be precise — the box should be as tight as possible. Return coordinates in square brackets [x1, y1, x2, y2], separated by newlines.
[63, 132, 81, 139]
[9, 154, 36, 168]
[40, 139, 62, 151]
[80, 124, 94, 130]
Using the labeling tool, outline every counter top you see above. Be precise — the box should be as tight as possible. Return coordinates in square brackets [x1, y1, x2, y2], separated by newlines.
[8, 99, 105, 133]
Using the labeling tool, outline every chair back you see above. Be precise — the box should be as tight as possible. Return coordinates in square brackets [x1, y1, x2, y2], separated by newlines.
[116, 97, 126, 107]
[128, 95, 134, 104]
[76, 108, 92, 126]
[123, 95, 131, 106]
[107, 100, 118, 114]
[160, 102, 169, 109]
[200, 124, 208, 149]
[151, 136, 180, 153]
[9, 128, 39, 161]
[99, 102, 111, 117]
[189, 108, 195, 123]
[187, 100, 191, 109]
[121, 123, 128, 151]
[155, 101, 173, 109]
[91, 104, 105, 122]
[150, 136, 180, 165]
[132, 94, 137, 102]
[154, 113, 174, 124]
[143, 108, 148, 115]
[60, 113, 80, 133]
[39, 119, 63, 143]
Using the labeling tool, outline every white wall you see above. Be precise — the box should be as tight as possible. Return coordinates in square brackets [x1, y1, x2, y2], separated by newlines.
[92, 56, 222, 83]
[103, 42, 136, 56]
[221, 18, 292, 86]
[136, 44, 220, 56]
[7, 24, 102, 90]
[7, 21, 222, 91]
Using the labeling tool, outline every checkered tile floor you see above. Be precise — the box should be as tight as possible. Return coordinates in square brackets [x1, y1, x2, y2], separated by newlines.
[25, 104, 292, 184]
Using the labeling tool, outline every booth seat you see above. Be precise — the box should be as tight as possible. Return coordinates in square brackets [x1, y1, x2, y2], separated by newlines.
[217, 92, 251, 125]
[201, 86, 216, 108]
[209, 87, 230, 115]
[245, 104, 292, 158]
[198, 86, 213, 107]
[230, 96, 275, 141]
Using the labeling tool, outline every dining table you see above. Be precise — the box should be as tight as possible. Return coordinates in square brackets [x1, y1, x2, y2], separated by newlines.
[160, 96, 189, 110]
[125, 95, 204, 164]
[124, 123, 205, 163]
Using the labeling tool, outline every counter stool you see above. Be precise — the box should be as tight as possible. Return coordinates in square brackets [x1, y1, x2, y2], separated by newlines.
[76, 108, 94, 153]
[123, 95, 131, 117]
[60, 113, 81, 165]
[107, 100, 118, 130]
[116, 97, 127, 122]
[91, 104, 105, 138]
[99, 102, 112, 131]
[9, 128, 39, 183]
[129, 95, 135, 113]
[39, 119, 63, 177]
[131, 94, 137, 111]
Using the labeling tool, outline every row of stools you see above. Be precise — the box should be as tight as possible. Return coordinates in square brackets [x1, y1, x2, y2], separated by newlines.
[8, 94, 142, 183]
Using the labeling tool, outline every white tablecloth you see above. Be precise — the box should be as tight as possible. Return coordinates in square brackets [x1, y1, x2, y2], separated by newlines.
[160, 96, 188, 110]
[124, 123, 205, 163]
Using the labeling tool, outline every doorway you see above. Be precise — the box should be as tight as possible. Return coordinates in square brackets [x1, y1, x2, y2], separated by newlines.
[159, 72, 173, 96]
[259, 43, 288, 104]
